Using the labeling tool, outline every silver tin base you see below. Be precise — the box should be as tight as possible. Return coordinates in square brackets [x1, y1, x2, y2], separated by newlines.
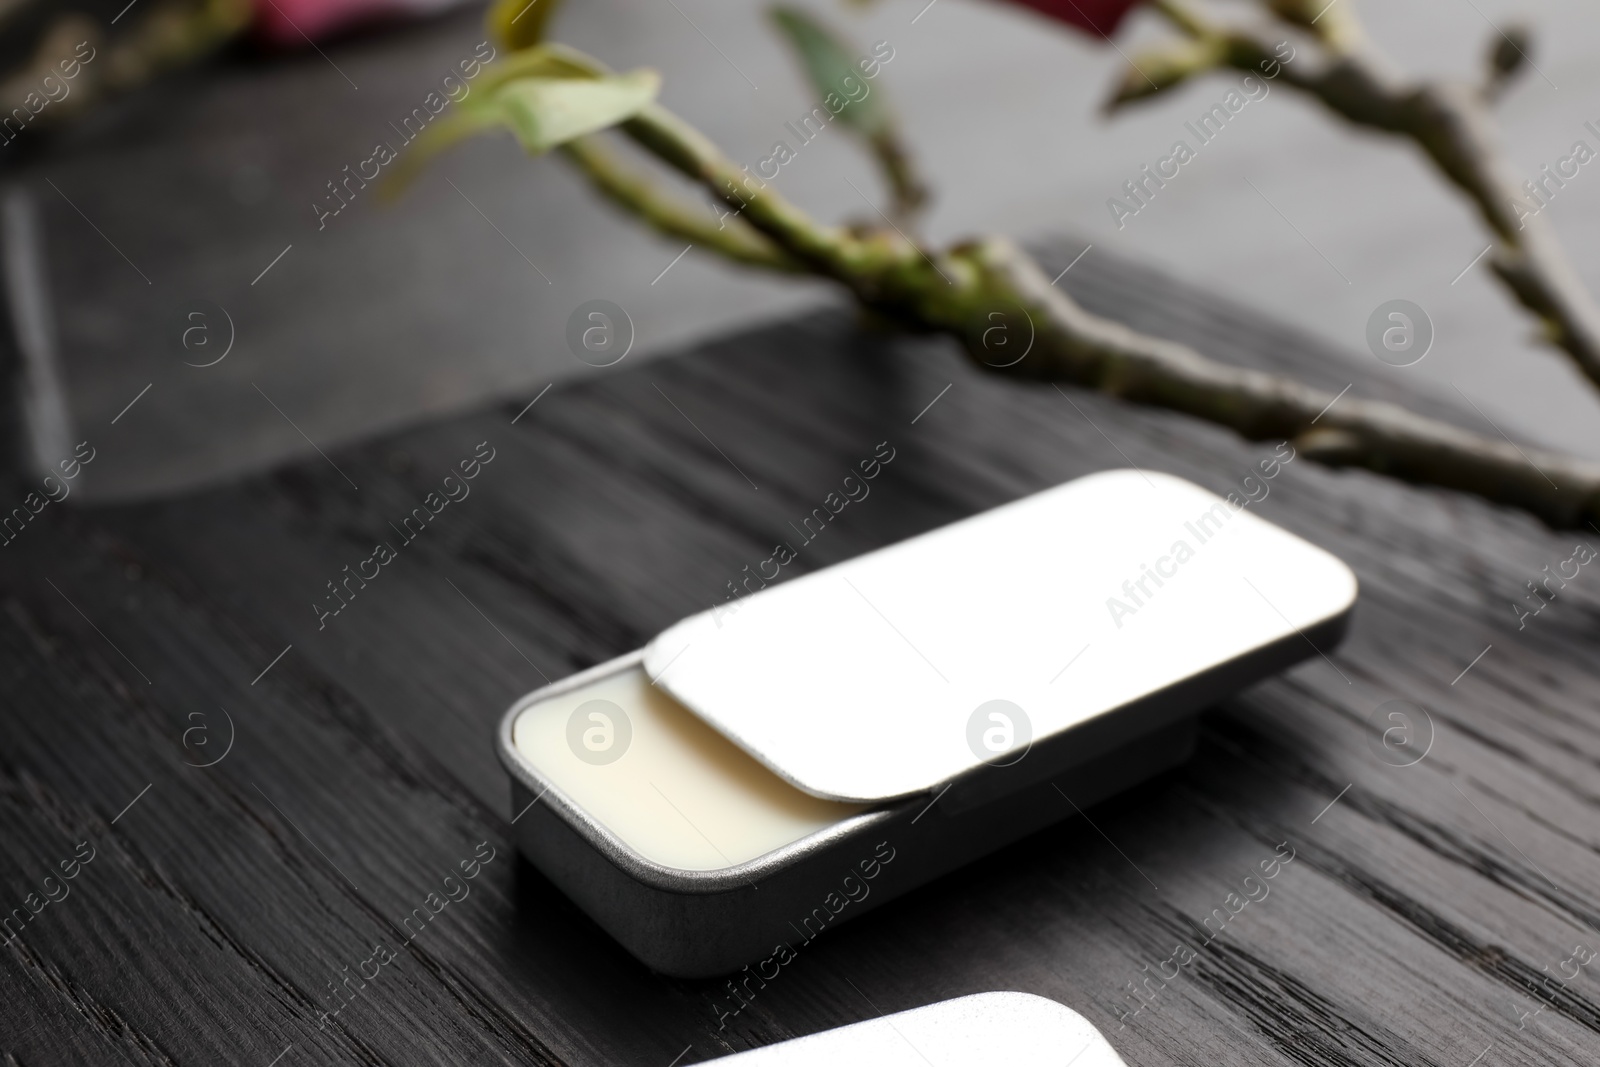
[497, 651, 1205, 978]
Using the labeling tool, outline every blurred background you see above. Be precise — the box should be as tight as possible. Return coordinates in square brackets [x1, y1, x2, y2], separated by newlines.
[7, 0, 1600, 500]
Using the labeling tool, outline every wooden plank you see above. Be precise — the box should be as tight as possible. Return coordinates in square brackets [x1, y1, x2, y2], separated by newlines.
[3, 241, 1599, 1066]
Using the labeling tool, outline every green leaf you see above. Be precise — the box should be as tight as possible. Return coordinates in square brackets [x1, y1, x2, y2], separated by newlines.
[769, 5, 890, 138]
[487, 0, 564, 53]
[381, 64, 658, 199]
[495, 69, 661, 155]
[473, 42, 610, 97]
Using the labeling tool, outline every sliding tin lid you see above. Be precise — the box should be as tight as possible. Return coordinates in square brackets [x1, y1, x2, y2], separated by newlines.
[644, 468, 1357, 804]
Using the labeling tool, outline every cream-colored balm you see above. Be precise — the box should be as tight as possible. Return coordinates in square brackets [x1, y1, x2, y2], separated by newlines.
[513, 668, 861, 871]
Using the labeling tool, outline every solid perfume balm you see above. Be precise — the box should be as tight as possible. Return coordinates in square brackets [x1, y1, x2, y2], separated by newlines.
[513, 666, 861, 870]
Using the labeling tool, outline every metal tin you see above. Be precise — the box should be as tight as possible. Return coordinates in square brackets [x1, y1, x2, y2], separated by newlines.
[495, 470, 1357, 977]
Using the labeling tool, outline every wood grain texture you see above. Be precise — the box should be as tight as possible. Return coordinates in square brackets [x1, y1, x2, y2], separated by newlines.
[2, 240, 1599, 1066]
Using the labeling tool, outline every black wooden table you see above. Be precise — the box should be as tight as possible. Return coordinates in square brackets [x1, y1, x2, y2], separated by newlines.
[3, 241, 1598, 1066]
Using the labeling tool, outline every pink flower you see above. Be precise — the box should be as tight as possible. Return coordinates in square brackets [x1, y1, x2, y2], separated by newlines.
[996, 0, 1143, 36]
[251, 0, 461, 46]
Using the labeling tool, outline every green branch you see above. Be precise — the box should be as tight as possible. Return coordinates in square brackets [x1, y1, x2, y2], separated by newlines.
[609, 94, 1600, 529]
[559, 136, 801, 272]
[415, 31, 1600, 531]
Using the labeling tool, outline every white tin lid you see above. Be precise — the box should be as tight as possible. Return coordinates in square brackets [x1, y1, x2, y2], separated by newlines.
[706, 991, 1125, 1065]
[645, 469, 1357, 803]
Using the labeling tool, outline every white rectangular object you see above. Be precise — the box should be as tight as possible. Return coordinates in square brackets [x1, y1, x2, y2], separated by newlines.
[647, 469, 1356, 801]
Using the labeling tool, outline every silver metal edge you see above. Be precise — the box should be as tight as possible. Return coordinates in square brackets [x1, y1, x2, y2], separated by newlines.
[494, 649, 902, 896]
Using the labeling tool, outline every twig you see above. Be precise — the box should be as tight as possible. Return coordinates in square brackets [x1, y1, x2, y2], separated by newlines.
[622, 102, 952, 288]
[766, 5, 929, 226]
[0, 0, 251, 153]
[559, 136, 800, 271]
[1136, 0, 1600, 397]
[867, 127, 931, 226]
[955, 235, 1600, 530]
